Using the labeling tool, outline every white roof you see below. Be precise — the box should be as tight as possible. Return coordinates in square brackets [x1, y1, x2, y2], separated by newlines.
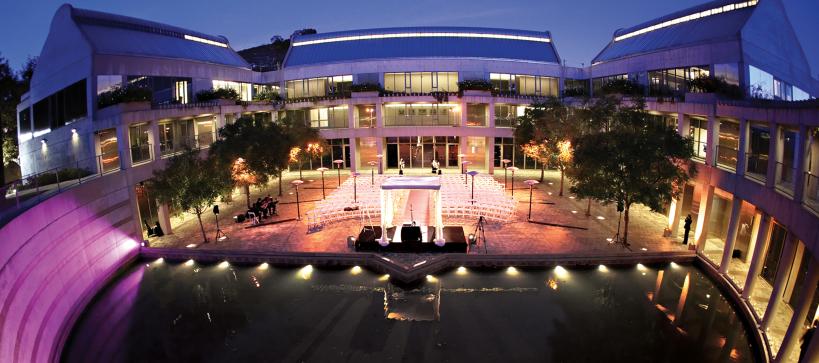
[380, 176, 441, 190]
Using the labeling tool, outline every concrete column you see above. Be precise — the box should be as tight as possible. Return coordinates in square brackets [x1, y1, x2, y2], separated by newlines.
[677, 112, 689, 137]
[349, 138, 358, 172]
[488, 100, 496, 128]
[667, 197, 685, 237]
[460, 101, 468, 127]
[705, 113, 718, 166]
[766, 122, 779, 188]
[375, 102, 384, 128]
[148, 121, 161, 162]
[157, 203, 173, 235]
[737, 118, 748, 176]
[761, 233, 800, 332]
[486, 137, 495, 174]
[376, 137, 384, 174]
[774, 259, 819, 363]
[804, 324, 819, 363]
[719, 196, 744, 273]
[347, 103, 355, 129]
[743, 212, 772, 299]
[215, 113, 226, 130]
[116, 125, 131, 169]
[793, 124, 808, 202]
[694, 184, 715, 252]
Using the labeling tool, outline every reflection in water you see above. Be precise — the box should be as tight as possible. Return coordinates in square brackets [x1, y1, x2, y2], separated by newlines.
[63, 263, 759, 363]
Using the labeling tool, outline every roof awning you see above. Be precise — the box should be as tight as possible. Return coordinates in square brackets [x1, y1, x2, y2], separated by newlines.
[381, 176, 441, 190]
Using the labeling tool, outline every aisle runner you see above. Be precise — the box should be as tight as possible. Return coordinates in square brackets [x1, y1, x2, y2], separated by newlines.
[393, 190, 431, 242]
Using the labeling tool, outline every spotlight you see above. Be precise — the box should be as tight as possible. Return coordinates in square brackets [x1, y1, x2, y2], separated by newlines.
[298, 265, 313, 280]
[41, 139, 48, 144]
[71, 128, 77, 135]
[258, 262, 269, 270]
[456, 266, 467, 275]
[351, 266, 362, 275]
[378, 274, 390, 281]
[598, 265, 609, 272]
[506, 266, 519, 276]
[670, 262, 680, 269]
[426, 275, 438, 282]
[218, 261, 230, 269]
[184, 259, 195, 266]
[636, 263, 647, 271]
[154, 257, 164, 264]
[554, 265, 568, 278]
[468, 233, 477, 244]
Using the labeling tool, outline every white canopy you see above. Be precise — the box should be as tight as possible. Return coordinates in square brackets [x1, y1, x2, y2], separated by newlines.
[380, 176, 441, 190]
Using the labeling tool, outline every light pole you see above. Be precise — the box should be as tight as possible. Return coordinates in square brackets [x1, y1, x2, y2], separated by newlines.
[368, 161, 377, 184]
[291, 179, 304, 220]
[351, 172, 360, 203]
[524, 179, 539, 221]
[507, 166, 519, 196]
[333, 159, 344, 185]
[502, 159, 511, 189]
[316, 167, 329, 199]
[461, 160, 471, 185]
[458, 153, 466, 174]
[468, 171, 479, 204]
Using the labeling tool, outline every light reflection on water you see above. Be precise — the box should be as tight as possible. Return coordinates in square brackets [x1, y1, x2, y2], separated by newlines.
[63, 262, 759, 363]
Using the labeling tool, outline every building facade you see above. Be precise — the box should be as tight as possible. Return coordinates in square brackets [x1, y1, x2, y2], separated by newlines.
[9, 1, 819, 361]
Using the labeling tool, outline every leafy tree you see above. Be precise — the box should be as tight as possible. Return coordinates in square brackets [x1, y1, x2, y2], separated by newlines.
[1, 55, 35, 183]
[570, 98, 696, 244]
[148, 150, 232, 243]
[514, 97, 578, 194]
[210, 117, 273, 205]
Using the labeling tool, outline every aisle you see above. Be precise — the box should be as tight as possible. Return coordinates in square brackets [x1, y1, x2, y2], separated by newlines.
[400, 190, 431, 226]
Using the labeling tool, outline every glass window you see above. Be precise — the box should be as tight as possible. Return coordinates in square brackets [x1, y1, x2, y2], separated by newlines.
[749, 65, 774, 99]
[384, 72, 458, 93]
[355, 105, 376, 128]
[195, 117, 215, 147]
[128, 123, 152, 164]
[689, 118, 708, 160]
[97, 128, 119, 174]
[383, 103, 459, 127]
[747, 122, 770, 179]
[310, 106, 348, 129]
[777, 128, 798, 191]
[495, 104, 519, 128]
[717, 120, 740, 170]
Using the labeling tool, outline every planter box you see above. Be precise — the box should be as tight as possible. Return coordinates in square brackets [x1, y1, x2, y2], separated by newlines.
[684, 92, 719, 104]
[352, 91, 380, 98]
[97, 101, 151, 118]
[461, 90, 492, 96]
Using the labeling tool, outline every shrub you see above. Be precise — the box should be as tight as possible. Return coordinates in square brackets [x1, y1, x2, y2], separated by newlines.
[457, 79, 494, 92]
[601, 79, 644, 96]
[562, 88, 587, 97]
[23, 167, 94, 188]
[687, 76, 744, 100]
[196, 88, 240, 102]
[350, 83, 383, 92]
[97, 86, 152, 109]
[253, 89, 281, 102]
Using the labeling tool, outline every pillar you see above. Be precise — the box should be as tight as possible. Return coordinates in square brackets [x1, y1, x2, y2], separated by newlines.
[677, 112, 689, 137]
[705, 113, 718, 166]
[347, 102, 355, 129]
[666, 197, 685, 237]
[774, 259, 819, 363]
[487, 100, 496, 128]
[157, 203, 173, 235]
[766, 122, 779, 188]
[743, 212, 772, 300]
[116, 125, 131, 169]
[149, 121, 161, 162]
[737, 118, 748, 176]
[486, 137, 495, 174]
[376, 137, 384, 174]
[694, 184, 715, 252]
[375, 102, 384, 128]
[349, 137, 357, 172]
[761, 233, 800, 331]
[460, 101, 468, 127]
[804, 324, 819, 363]
[793, 124, 808, 202]
[719, 196, 743, 273]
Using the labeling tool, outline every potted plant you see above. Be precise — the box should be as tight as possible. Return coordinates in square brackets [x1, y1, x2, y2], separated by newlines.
[457, 79, 494, 96]
[195, 88, 241, 105]
[96, 85, 152, 112]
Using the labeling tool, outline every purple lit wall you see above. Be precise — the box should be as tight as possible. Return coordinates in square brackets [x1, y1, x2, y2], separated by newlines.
[0, 173, 141, 363]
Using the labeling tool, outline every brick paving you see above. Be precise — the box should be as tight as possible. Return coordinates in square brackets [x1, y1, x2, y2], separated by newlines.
[149, 168, 689, 258]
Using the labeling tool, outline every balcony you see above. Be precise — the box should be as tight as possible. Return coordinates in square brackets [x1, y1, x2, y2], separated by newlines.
[716, 145, 738, 171]
[774, 161, 796, 195]
[130, 143, 153, 165]
[804, 172, 819, 213]
[745, 153, 769, 182]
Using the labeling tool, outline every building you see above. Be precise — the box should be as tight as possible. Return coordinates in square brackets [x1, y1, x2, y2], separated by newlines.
[6, 0, 819, 362]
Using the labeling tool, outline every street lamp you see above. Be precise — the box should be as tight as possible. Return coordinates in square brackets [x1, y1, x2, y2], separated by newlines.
[461, 160, 471, 184]
[351, 172, 360, 203]
[458, 153, 466, 173]
[506, 166, 519, 196]
[524, 179, 539, 221]
[333, 159, 344, 185]
[376, 154, 383, 174]
[501, 159, 511, 189]
[368, 161, 377, 184]
[468, 171, 479, 204]
[316, 167, 329, 199]
[291, 179, 304, 220]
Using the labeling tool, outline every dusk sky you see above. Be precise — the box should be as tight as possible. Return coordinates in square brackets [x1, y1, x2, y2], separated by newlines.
[2, 0, 817, 75]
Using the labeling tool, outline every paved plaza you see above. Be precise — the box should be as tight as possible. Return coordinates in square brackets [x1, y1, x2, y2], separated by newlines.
[149, 168, 690, 257]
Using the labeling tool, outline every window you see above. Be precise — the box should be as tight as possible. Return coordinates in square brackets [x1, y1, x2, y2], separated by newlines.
[466, 104, 487, 127]
[129, 123, 152, 164]
[649, 66, 709, 96]
[747, 122, 770, 179]
[32, 79, 87, 134]
[689, 118, 708, 160]
[18, 108, 31, 138]
[717, 120, 740, 170]
[355, 105, 376, 128]
[285, 75, 352, 99]
[97, 128, 119, 174]
[749, 65, 774, 99]
[495, 104, 521, 127]
[383, 103, 460, 126]
[174, 81, 188, 104]
[309, 106, 348, 128]
[212, 80, 252, 101]
[196, 117, 215, 147]
[777, 128, 798, 192]
[714, 64, 740, 86]
[383, 72, 458, 93]
[491, 73, 558, 96]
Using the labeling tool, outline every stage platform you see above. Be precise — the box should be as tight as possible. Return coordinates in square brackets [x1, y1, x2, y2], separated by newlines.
[354, 226, 468, 253]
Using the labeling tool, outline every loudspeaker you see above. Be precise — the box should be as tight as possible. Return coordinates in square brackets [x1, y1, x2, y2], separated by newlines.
[234, 214, 245, 223]
[400, 226, 422, 243]
[213, 205, 220, 215]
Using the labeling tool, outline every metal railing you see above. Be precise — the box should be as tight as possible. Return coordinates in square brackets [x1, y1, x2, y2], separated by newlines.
[495, 117, 517, 128]
[745, 153, 769, 180]
[716, 145, 738, 170]
[152, 101, 220, 110]
[774, 161, 796, 193]
[160, 132, 215, 157]
[130, 143, 153, 165]
[804, 172, 819, 212]
[692, 140, 707, 160]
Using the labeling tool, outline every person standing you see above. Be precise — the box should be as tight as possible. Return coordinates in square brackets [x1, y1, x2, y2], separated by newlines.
[683, 214, 693, 245]
[800, 320, 818, 363]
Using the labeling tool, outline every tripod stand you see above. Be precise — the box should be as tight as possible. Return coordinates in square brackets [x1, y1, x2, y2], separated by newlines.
[213, 205, 227, 242]
[470, 216, 487, 253]
[610, 206, 629, 249]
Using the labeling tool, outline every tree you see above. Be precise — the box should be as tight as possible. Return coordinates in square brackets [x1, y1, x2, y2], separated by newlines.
[148, 150, 232, 243]
[570, 98, 697, 244]
[514, 97, 578, 192]
[0, 55, 36, 184]
[210, 117, 272, 205]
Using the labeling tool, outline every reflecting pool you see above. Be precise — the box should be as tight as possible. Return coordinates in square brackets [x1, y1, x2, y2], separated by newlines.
[63, 261, 760, 362]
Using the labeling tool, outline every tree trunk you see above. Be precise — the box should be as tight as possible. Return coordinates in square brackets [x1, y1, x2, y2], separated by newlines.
[623, 205, 630, 245]
[559, 167, 564, 196]
[586, 198, 592, 216]
[245, 184, 251, 208]
[195, 209, 208, 243]
[278, 173, 283, 197]
[540, 166, 545, 182]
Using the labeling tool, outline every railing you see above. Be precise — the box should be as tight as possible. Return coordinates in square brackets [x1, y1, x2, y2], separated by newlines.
[160, 132, 215, 157]
[804, 172, 819, 212]
[774, 161, 796, 193]
[152, 101, 220, 110]
[495, 117, 517, 128]
[1, 154, 117, 225]
[745, 153, 769, 181]
[130, 143, 153, 165]
[692, 140, 707, 161]
[716, 145, 738, 170]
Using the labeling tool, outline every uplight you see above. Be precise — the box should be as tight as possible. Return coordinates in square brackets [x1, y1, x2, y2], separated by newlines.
[218, 261, 230, 269]
[258, 262, 269, 270]
[184, 259, 195, 266]
[554, 265, 569, 278]
[351, 266, 362, 275]
[598, 265, 609, 272]
[506, 266, 519, 276]
[636, 263, 647, 271]
[185, 244, 197, 248]
[670, 262, 680, 269]
[426, 275, 438, 283]
[456, 266, 468, 275]
[378, 274, 390, 281]
[298, 265, 314, 280]
[154, 257, 164, 264]
[292, 32, 552, 47]
[596, 216, 605, 220]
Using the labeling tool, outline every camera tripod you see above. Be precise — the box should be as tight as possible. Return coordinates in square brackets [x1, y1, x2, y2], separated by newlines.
[471, 215, 487, 253]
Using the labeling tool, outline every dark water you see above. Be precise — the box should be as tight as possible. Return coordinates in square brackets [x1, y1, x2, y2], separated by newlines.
[63, 261, 759, 363]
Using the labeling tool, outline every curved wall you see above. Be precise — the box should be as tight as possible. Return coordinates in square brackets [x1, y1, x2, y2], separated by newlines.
[0, 173, 140, 363]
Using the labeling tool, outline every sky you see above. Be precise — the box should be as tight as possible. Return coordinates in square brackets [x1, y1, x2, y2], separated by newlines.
[1, 0, 818, 76]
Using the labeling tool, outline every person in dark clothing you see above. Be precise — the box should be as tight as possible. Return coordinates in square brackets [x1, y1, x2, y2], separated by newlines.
[683, 214, 692, 245]
[800, 320, 818, 363]
[153, 222, 164, 237]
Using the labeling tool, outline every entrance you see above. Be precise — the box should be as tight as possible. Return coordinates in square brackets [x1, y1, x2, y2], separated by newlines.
[386, 136, 459, 170]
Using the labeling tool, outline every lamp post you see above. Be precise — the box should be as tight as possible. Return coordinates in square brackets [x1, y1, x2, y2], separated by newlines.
[501, 159, 511, 189]
[507, 166, 519, 196]
[524, 179, 539, 221]
[368, 161, 377, 184]
[468, 171, 479, 204]
[458, 153, 466, 173]
[461, 160, 471, 184]
[351, 172, 360, 203]
[316, 167, 329, 199]
[376, 154, 383, 174]
[333, 159, 344, 185]
[291, 179, 304, 220]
